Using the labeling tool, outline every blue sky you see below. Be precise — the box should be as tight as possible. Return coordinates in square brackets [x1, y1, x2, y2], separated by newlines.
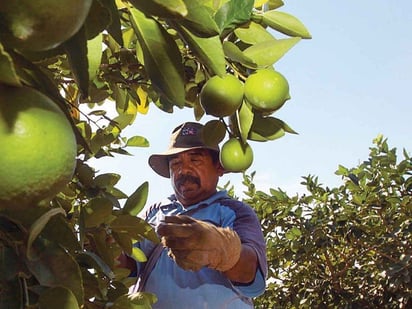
[92, 1, 412, 205]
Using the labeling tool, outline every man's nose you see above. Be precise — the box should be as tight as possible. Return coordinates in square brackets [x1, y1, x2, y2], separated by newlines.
[178, 160, 192, 175]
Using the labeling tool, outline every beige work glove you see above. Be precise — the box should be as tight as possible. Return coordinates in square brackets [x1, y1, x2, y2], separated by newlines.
[157, 215, 241, 272]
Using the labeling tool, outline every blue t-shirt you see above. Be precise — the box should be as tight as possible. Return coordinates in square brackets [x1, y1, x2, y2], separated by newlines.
[134, 191, 267, 309]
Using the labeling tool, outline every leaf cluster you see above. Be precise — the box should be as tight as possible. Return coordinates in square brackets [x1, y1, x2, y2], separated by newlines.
[243, 136, 412, 308]
[0, 0, 311, 308]
[0, 171, 158, 308]
[0, 0, 312, 151]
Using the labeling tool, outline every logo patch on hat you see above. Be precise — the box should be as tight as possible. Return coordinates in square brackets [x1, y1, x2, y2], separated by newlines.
[181, 125, 198, 136]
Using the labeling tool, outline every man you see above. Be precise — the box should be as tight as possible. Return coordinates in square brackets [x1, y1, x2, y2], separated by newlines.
[128, 122, 267, 308]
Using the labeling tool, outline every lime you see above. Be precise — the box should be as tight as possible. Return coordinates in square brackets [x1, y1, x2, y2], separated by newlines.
[200, 74, 244, 117]
[0, 84, 77, 208]
[0, 0, 92, 51]
[220, 138, 253, 172]
[244, 69, 290, 113]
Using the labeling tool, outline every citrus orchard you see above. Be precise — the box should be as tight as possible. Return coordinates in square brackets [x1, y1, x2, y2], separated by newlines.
[0, 0, 93, 51]
[220, 138, 253, 173]
[0, 84, 77, 208]
[244, 68, 290, 113]
[199, 74, 244, 117]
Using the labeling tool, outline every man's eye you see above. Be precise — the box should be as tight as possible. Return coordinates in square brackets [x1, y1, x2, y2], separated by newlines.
[169, 161, 181, 168]
[191, 158, 202, 164]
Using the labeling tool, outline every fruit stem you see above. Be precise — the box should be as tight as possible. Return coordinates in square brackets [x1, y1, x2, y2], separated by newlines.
[220, 118, 234, 138]
[251, 12, 263, 24]
[22, 277, 30, 307]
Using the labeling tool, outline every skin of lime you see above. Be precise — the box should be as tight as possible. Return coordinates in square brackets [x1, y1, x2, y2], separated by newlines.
[220, 138, 253, 172]
[0, 85, 77, 208]
[244, 69, 290, 112]
[200, 75, 244, 117]
[0, 0, 93, 51]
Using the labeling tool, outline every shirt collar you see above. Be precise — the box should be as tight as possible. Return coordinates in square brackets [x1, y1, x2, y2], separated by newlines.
[168, 190, 229, 212]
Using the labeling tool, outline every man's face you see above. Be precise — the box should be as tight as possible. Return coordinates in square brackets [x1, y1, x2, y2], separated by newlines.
[169, 149, 224, 206]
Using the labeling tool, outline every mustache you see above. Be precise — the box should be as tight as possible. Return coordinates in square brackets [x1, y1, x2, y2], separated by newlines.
[175, 174, 201, 187]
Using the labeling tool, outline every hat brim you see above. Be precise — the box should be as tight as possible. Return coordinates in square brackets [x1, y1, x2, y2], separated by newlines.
[148, 146, 219, 178]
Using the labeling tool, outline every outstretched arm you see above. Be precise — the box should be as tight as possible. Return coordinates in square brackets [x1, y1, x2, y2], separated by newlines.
[157, 215, 258, 283]
[224, 244, 258, 283]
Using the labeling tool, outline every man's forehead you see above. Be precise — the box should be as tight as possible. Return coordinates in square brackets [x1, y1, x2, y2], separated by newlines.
[170, 148, 209, 159]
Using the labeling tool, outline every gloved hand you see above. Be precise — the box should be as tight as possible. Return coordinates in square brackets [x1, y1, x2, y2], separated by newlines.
[157, 215, 241, 272]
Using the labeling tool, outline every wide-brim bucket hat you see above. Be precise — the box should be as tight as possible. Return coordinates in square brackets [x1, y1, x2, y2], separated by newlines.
[148, 122, 220, 178]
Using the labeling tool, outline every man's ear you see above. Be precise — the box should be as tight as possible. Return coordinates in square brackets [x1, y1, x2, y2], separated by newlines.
[216, 161, 226, 176]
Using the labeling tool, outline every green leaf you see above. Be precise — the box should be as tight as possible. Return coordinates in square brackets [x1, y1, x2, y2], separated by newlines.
[107, 281, 129, 301]
[107, 187, 129, 199]
[94, 173, 121, 188]
[26, 239, 84, 306]
[130, 8, 186, 107]
[335, 164, 349, 176]
[27, 208, 66, 260]
[281, 120, 298, 134]
[84, 0, 111, 40]
[0, 213, 25, 243]
[214, 0, 254, 34]
[237, 102, 254, 143]
[0, 245, 28, 281]
[153, 0, 188, 15]
[180, 0, 220, 37]
[128, 0, 187, 18]
[0, 277, 23, 309]
[76, 251, 115, 279]
[90, 130, 117, 154]
[123, 181, 149, 216]
[112, 292, 158, 309]
[203, 120, 226, 146]
[87, 32, 103, 81]
[222, 41, 256, 68]
[126, 135, 150, 147]
[234, 21, 275, 45]
[178, 25, 226, 76]
[39, 286, 79, 309]
[41, 215, 82, 254]
[0, 43, 21, 86]
[111, 214, 159, 243]
[285, 227, 302, 240]
[112, 231, 133, 255]
[113, 87, 133, 117]
[112, 111, 136, 130]
[131, 246, 148, 263]
[248, 115, 288, 141]
[266, 0, 285, 10]
[88, 229, 117, 268]
[98, 0, 124, 45]
[76, 161, 95, 187]
[83, 197, 114, 228]
[5, 52, 67, 111]
[109, 148, 133, 156]
[63, 25, 89, 97]
[243, 37, 301, 68]
[262, 10, 312, 39]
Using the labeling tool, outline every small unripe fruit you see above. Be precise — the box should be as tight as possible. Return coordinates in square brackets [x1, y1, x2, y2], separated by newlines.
[244, 69, 290, 113]
[200, 74, 244, 117]
[220, 138, 253, 172]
